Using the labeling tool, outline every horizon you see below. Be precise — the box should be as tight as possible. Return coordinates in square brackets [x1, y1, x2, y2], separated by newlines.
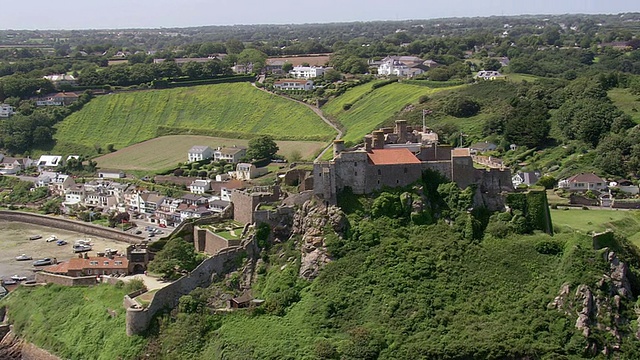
[2, 0, 639, 31]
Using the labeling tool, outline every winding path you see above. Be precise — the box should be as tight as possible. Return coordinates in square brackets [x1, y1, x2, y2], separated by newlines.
[251, 83, 342, 162]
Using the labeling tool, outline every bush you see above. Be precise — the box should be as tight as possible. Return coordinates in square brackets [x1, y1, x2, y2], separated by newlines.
[343, 103, 353, 111]
[535, 240, 564, 255]
[443, 96, 481, 118]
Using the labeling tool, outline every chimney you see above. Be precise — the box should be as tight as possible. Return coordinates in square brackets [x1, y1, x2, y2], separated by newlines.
[333, 140, 345, 157]
[372, 131, 385, 149]
[364, 135, 373, 153]
[395, 120, 407, 143]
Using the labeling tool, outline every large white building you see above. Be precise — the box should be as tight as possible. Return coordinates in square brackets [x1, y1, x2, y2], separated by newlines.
[288, 66, 325, 79]
[377, 56, 425, 77]
[188, 146, 214, 163]
[273, 79, 314, 91]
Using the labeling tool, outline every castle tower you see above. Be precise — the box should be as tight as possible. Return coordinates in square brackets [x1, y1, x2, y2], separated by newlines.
[364, 135, 373, 153]
[372, 131, 385, 149]
[395, 120, 407, 143]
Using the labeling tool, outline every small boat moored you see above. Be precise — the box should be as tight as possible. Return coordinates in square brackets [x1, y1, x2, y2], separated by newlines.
[10, 275, 27, 281]
[15, 254, 32, 261]
[28, 235, 42, 240]
[45, 235, 58, 242]
[73, 243, 92, 253]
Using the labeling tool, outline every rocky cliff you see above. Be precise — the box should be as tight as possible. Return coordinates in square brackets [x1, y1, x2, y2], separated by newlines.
[291, 200, 348, 280]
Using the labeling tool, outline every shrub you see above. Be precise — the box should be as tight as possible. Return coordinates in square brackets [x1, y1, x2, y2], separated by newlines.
[343, 103, 353, 111]
[535, 239, 564, 255]
[443, 96, 481, 118]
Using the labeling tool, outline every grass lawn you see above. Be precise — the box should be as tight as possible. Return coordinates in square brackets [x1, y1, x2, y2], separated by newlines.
[505, 73, 544, 83]
[54, 83, 335, 156]
[609, 88, 640, 124]
[215, 230, 241, 240]
[94, 135, 327, 172]
[551, 208, 640, 246]
[323, 82, 458, 144]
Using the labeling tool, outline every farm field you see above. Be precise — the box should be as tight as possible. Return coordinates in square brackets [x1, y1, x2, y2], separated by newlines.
[94, 135, 327, 172]
[323, 82, 459, 144]
[53, 83, 335, 155]
[609, 88, 640, 124]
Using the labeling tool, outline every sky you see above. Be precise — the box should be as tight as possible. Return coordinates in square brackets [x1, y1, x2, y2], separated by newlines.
[3, 0, 638, 30]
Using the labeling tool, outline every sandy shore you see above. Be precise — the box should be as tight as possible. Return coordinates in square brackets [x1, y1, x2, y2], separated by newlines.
[0, 220, 132, 282]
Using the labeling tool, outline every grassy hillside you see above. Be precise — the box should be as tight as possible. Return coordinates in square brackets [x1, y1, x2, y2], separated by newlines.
[323, 81, 460, 144]
[53, 83, 335, 155]
[0, 284, 146, 360]
[95, 135, 327, 172]
[551, 208, 640, 246]
[609, 88, 640, 124]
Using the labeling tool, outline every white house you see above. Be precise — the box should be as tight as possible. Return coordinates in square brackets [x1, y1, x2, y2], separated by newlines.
[475, 71, 505, 80]
[289, 66, 325, 79]
[512, 171, 540, 188]
[273, 79, 314, 91]
[230, 163, 268, 180]
[43, 74, 77, 87]
[189, 179, 212, 194]
[98, 169, 125, 179]
[36, 155, 62, 171]
[188, 145, 214, 163]
[558, 173, 608, 192]
[209, 199, 231, 213]
[377, 56, 424, 77]
[0, 104, 15, 118]
[0, 156, 32, 175]
[214, 146, 246, 164]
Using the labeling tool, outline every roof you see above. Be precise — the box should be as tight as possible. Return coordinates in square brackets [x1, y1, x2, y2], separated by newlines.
[216, 146, 246, 155]
[98, 169, 123, 174]
[53, 92, 79, 98]
[469, 142, 497, 151]
[210, 199, 231, 208]
[274, 79, 311, 84]
[190, 179, 211, 186]
[367, 148, 421, 165]
[567, 173, 606, 184]
[37, 155, 62, 167]
[452, 148, 471, 157]
[43, 256, 129, 274]
[189, 145, 212, 154]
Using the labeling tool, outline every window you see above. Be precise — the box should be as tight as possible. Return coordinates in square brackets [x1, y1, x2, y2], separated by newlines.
[354, 172, 358, 177]
[377, 169, 381, 176]
[104, 261, 110, 265]
[90, 261, 98, 265]
[115, 261, 122, 265]
[404, 167, 408, 174]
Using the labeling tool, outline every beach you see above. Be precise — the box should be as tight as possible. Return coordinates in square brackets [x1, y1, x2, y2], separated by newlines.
[0, 220, 131, 282]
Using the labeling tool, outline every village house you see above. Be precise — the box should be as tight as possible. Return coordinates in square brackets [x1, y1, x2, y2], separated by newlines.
[214, 146, 246, 164]
[558, 173, 608, 192]
[36, 155, 62, 171]
[209, 199, 231, 213]
[288, 65, 326, 79]
[273, 79, 314, 91]
[64, 184, 86, 206]
[609, 180, 640, 195]
[187, 145, 214, 163]
[43, 255, 130, 277]
[98, 169, 125, 179]
[230, 163, 268, 180]
[0, 103, 15, 118]
[475, 71, 505, 80]
[36, 172, 74, 196]
[43, 74, 78, 87]
[36, 92, 79, 106]
[189, 179, 211, 194]
[265, 59, 287, 74]
[181, 193, 209, 206]
[469, 141, 498, 154]
[512, 171, 541, 188]
[0, 155, 32, 174]
[376, 56, 425, 77]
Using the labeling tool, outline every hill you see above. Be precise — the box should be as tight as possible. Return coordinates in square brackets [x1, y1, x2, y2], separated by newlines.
[322, 81, 461, 145]
[94, 135, 327, 172]
[53, 83, 336, 156]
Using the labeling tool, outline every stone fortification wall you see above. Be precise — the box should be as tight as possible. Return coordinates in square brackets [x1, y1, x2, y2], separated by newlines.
[253, 206, 295, 228]
[612, 201, 640, 209]
[126, 244, 251, 335]
[34, 272, 97, 286]
[417, 145, 453, 161]
[194, 226, 241, 255]
[364, 163, 422, 193]
[231, 190, 259, 224]
[0, 211, 143, 244]
[422, 161, 452, 180]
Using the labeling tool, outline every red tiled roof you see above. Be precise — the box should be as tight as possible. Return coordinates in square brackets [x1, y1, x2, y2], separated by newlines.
[43, 256, 129, 274]
[567, 173, 605, 183]
[367, 148, 421, 165]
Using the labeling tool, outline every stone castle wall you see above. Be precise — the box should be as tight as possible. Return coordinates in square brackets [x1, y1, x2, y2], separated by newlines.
[34, 272, 97, 286]
[0, 211, 144, 244]
[125, 244, 251, 335]
[194, 226, 241, 255]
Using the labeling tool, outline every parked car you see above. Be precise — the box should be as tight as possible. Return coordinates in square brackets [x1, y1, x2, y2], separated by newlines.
[135, 230, 142, 235]
[56, 240, 68, 246]
[15, 254, 32, 261]
[1, 279, 17, 286]
[33, 258, 53, 266]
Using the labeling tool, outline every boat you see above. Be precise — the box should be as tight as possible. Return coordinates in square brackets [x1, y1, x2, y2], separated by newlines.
[15, 254, 32, 261]
[28, 235, 42, 240]
[75, 239, 93, 246]
[45, 235, 58, 242]
[10, 275, 27, 281]
[33, 258, 53, 266]
[73, 243, 92, 253]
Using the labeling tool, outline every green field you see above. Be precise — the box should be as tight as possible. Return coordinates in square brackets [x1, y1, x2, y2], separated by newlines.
[323, 82, 459, 144]
[609, 88, 640, 124]
[54, 83, 336, 155]
[551, 208, 640, 246]
[95, 135, 327, 172]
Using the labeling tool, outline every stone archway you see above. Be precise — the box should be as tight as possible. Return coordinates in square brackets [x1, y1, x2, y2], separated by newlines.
[132, 264, 145, 274]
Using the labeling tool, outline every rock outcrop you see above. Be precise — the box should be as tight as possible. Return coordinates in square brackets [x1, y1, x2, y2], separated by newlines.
[548, 248, 633, 355]
[291, 199, 348, 280]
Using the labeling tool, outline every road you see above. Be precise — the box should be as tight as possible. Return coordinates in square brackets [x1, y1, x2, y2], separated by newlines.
[251, 82, 343, 162]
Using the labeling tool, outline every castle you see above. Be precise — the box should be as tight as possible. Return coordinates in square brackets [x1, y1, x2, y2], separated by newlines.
[313, 120, 513, 206]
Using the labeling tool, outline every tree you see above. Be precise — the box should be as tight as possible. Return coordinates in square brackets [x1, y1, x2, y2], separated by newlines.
[323, 68, 343, 82]
[482, 58, 502, 71]
[148, 237, 202, 279]
[246, 135, 279, 161]
[225, 39, 245, 55]
[282, 62, 293, 73]
[238, 49, 267, 72]
[443, 96, 480, 118]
